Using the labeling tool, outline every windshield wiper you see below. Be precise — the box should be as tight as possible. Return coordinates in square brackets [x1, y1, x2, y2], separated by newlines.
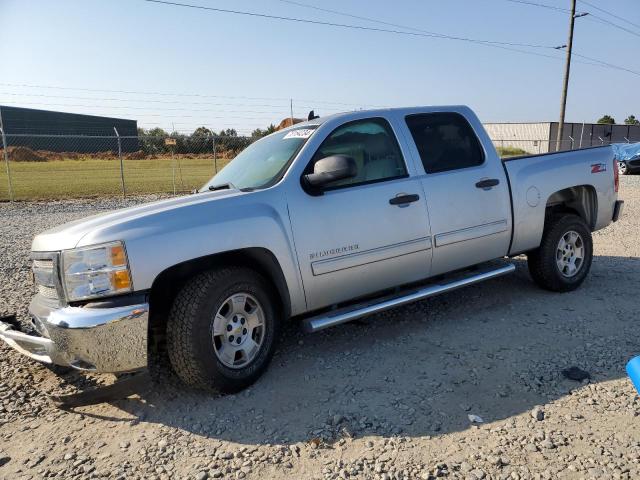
[208, 182, 236, 191]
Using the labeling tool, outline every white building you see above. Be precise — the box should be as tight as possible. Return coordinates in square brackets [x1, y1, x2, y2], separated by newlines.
[483, 122, 640, 154]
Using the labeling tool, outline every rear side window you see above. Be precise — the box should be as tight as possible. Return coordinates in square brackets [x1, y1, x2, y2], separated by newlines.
[405, 113, 484, 174]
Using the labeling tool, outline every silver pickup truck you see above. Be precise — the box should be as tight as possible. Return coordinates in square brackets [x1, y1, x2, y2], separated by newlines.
[1, 106, 623, 393]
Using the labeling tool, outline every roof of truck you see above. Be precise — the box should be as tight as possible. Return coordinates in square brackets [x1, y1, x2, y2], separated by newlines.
[286, 105, 473, 131]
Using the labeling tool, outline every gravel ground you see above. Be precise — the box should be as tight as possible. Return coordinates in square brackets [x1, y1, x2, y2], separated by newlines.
[1, 178, 639, 480]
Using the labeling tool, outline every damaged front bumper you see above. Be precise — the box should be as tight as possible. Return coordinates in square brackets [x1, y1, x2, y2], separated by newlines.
[0, 295, 149, 373]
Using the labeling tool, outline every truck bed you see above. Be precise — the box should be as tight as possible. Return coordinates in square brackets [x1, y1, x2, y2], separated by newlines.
[502, 145, 616, 255]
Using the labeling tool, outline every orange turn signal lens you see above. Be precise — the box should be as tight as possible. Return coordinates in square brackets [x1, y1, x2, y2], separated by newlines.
[111, 270, 131, 290]
[110, 245, 127, 267]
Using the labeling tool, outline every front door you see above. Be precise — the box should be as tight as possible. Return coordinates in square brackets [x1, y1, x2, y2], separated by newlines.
[403, 112, 512, 275]
[287, 117, 433, 311]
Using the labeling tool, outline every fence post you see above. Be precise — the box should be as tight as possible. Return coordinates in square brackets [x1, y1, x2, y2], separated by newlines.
[171, 144, 176, 195]
[0, 127, 14, 202]
[212, 136, 217, 174]
[579, 122, 585, 149]
[113, 127, 126, 198]
[0, 106, 15, 202]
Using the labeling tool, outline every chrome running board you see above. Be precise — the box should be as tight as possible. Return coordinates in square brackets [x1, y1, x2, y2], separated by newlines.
[302, 262, 515, 333]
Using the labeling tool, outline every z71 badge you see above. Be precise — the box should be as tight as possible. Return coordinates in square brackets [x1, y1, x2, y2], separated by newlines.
[591, 163, 607, 173]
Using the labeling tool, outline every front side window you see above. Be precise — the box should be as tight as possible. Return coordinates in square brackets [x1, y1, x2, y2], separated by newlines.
[405, 113, 484, 174]
[202, 126, 317, 191]
[309, 118, 407, 188]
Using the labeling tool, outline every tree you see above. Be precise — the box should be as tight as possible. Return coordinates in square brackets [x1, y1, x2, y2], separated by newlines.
[251, 124, 278, 139]
[251, 128, 265, 138]
[139, 127, 170, 155]
[624, 115, 640, 125]
[191, 126, 213, 138]
[597, 115, 615, 124]
[218, 128, 237, 137]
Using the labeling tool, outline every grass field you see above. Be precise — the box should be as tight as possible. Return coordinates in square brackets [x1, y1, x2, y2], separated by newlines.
[0, 148, 523, 201]
[0, 157, 233, 201]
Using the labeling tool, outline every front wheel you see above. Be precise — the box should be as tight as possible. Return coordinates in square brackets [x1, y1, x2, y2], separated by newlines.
[167, 267, 281, 393]
[527, 214, 593, 292]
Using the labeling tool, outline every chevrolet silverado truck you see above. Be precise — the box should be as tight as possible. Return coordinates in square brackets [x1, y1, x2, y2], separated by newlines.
[0, 106, 624, 393]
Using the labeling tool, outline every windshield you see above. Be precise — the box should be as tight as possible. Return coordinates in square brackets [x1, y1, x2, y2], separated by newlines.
[201, 126, 318, 191]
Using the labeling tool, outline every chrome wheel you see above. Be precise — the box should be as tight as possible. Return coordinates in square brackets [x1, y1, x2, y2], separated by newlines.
[618, 161, 628, 175]
[556, 230, 584, 278]
[212, 293, 265, 369]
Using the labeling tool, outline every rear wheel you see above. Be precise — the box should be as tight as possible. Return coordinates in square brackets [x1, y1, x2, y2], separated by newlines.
[167, 266, 280, 393]
[527, 214, 593, 292]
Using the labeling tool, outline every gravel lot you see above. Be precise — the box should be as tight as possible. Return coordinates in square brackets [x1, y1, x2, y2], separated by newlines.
[1, 177, 639, 480]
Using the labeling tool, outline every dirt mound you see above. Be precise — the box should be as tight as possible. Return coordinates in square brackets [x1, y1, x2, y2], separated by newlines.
[277, 117, 304, 131]
[5, 146, 47, 162]
[125, 150, 146, 160]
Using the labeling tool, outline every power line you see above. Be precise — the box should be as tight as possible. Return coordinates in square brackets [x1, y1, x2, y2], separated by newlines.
[585, 13, 640, 39]
[275, 0, 639, 76]
[275, 0, 554, 49]
[143, 0, 559, 50]
[503, 0, 640, 39]
[578, 0, 640, 30]
[0, 91, 317, 109]
[570, 52, 640, 77]
[141, 0, 638, 77]
[0, 82, 385, 108]
[502, 0, 572, 14]
[0, 101, 291, 121]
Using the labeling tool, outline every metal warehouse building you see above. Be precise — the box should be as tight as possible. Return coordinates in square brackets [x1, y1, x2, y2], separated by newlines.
[484, 122, 640, 154]
[0, 105, 138, 153]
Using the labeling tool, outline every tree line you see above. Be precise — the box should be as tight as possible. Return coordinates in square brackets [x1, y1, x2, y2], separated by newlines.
[597, 115, 639, 125]
[135, 126, 274, 155]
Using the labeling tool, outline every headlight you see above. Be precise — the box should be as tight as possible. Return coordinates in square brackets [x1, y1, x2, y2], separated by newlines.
[61, 241, 133, 301]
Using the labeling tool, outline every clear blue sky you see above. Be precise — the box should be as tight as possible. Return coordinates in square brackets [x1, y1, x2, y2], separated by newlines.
[1, 0, 638, 134]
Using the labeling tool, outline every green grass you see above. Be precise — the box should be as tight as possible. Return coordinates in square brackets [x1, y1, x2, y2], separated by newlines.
[0, 157, 233, 201]
[496, 146, 529, 158]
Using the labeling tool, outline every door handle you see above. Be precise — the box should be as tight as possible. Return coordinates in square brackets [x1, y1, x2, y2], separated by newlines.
[389, 193, 420, 205]
[475, 178, 500, 189]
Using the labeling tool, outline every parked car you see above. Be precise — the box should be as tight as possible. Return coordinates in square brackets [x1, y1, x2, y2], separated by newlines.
[0, 106, 623, 393]
[613, 142, 640, 175]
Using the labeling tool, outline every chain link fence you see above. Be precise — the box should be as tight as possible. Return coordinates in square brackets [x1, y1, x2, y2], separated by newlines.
[0, 133, 256, 201]
[0, 133, 625, 201]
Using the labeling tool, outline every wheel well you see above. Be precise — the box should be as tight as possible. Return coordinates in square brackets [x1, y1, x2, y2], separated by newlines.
[545, 185, 597, 230]
[147, 248, 291, 361]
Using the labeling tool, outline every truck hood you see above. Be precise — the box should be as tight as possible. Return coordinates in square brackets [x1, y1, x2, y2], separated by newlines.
[31, 190, 242, 252]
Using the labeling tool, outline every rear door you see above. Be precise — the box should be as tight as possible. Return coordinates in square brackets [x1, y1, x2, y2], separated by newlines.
[287, 117, 433, 311]
[402, 111, 511, 275]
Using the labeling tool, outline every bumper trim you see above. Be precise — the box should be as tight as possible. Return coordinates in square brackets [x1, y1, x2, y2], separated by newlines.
[0, 296, 149, 373]
[0, 321, 54, 364]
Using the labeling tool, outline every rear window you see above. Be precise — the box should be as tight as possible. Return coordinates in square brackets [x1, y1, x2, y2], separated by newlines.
[405, 112, 484, 173]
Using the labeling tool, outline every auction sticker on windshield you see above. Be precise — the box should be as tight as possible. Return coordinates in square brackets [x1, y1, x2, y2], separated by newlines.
[283, 129, 315, 139]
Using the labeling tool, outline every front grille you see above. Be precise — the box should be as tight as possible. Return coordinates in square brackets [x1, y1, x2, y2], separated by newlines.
[37, 284, 59, 299]
[32, 253, 60, 302]
[33, 258, 54, 269]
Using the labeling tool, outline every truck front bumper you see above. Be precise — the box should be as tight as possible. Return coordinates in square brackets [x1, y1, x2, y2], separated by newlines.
[0, 295, 148, 373]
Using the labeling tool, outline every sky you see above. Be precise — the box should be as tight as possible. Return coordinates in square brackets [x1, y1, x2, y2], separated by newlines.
[0, 0, 639, 135]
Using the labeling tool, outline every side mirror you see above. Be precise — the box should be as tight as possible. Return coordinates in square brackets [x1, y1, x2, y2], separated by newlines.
[303, 155, 357, 191]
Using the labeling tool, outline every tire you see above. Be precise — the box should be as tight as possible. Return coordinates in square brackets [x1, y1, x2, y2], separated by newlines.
[527, 214, 593, 292]
[167, 266, 281, 393]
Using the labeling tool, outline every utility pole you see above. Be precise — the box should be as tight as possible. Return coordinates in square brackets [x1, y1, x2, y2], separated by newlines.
[556, 1, 588, 151]
[290, 98, 294, 126]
